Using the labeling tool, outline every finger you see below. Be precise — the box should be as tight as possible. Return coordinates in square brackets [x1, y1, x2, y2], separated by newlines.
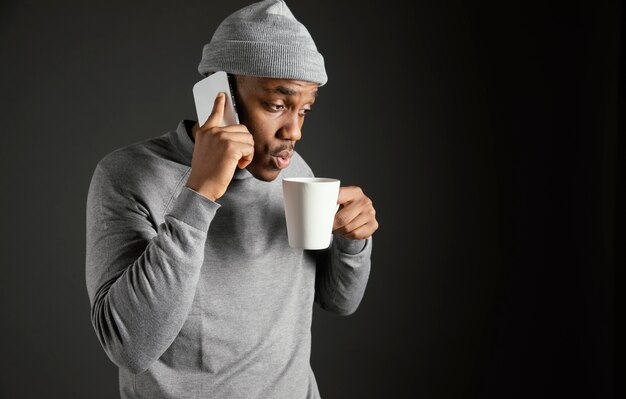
[217, 124, 250, 133]
[216, 131, 255, 146]
[232, 142, 255, 169]
[333, 212, 370, 235]
[344, 220, 378, 240]
[333, 200, 364, 230]
[337, 186, 363, 205]
[203, 92, 226, 128]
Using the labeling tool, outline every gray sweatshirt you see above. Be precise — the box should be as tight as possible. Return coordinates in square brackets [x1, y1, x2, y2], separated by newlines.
[85, 119, 373, 398]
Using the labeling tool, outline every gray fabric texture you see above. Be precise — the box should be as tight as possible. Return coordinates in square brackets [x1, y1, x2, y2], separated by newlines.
[198, 0, 328, 86]
[85, 119, 372, 398]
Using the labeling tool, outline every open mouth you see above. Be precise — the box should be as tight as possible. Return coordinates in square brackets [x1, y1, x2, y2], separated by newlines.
[271, 155, 291, 169]
[271, 149, 293, 170]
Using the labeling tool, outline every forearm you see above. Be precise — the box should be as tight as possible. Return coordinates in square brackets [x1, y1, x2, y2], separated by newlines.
[87, 186, 219, 374]
[314, 235, 372, 315]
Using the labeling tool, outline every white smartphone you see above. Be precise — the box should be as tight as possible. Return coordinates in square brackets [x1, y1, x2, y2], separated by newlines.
[192, 71, 240, 127]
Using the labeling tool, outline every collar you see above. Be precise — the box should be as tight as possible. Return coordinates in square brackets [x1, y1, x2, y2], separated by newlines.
[172, 119, 252, 180]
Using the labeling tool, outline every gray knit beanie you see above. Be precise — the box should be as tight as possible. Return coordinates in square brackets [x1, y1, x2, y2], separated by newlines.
[197, 0, 328, 86]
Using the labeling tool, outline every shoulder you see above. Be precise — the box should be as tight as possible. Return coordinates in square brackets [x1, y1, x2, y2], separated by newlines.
[89, 134, 173, 196]
[93, 142, 146, 181]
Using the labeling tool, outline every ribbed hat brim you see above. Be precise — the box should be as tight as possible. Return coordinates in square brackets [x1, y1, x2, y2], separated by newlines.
[198, 40, 328, 86]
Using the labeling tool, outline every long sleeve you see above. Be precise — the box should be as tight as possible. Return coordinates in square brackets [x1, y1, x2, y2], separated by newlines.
[314, 234, 373, 315]
[85, 161, 220, 374]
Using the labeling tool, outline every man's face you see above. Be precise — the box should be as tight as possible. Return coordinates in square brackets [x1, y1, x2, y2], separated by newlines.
[232, 75, 319, 181]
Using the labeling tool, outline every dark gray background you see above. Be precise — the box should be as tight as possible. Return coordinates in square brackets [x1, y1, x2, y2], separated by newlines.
[0, 0, 620, 398]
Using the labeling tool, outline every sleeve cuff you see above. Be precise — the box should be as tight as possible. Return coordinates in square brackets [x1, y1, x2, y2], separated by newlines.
[167, 186, 221, 231]
[333, 234, 369, 255]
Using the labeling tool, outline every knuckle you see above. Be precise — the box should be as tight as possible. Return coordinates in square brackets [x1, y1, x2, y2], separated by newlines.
[224, 140, 237, 152]
[335, 214, 348, 226]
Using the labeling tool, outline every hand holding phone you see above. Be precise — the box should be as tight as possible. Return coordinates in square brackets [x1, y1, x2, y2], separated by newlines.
[185, 90, 255, 202]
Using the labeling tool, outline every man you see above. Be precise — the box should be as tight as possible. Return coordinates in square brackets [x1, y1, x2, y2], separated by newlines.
[85, 0, 378, 397]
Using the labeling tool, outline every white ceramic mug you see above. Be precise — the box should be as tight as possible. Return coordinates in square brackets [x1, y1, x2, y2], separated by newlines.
[282, 177, 340, 250]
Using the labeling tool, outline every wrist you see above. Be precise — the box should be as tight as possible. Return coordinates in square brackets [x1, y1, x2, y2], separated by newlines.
[184, 181, 218, 202]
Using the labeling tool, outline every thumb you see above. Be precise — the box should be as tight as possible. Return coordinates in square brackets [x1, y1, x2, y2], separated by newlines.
[203, 92, 225, 128]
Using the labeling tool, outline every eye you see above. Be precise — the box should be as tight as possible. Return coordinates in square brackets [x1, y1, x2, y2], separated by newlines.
[265, 102, 313, 116]
[265, 102, 285, 112]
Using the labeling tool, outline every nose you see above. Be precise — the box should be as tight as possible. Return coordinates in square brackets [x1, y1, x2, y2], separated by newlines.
[277, 113, 302, 142]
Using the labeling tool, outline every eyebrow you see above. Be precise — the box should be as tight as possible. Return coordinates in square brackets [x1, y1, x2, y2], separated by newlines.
[263, 86, 318, 98]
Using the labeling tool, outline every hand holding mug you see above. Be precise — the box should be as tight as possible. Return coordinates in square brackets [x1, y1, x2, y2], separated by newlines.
[332, 186, 379, 240]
